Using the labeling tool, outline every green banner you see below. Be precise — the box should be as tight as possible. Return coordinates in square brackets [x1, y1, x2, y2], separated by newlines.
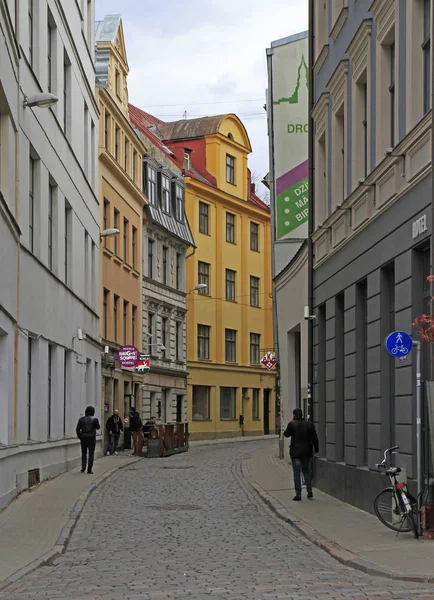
[276, 177, 308, 239]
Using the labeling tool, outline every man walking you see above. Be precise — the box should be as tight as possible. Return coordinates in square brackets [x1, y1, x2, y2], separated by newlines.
[284, 407, 319, 501]
[76, 406, 100, 474]
[129, 406, 143, 456]
[106, 408, 123, 455]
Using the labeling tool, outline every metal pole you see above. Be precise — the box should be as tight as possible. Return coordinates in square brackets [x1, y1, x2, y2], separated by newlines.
[415, 340, 422, 532]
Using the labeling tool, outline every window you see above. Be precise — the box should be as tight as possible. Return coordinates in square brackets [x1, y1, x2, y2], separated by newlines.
[63, 52, 71, 136]
[84, 231, 89, 301]
[197, 325, 210, 360]
[162, 317, 168, 358]
[162, 174, 171, 212]
[220, 387, 236, 419]
[176, 185, 184, 221]
[226, 212, 235, 243]
[250, 222, 259, 251]
[63, 351, 70, 436]
[226, 154, 235, 184]
[225, 329, 236, 362]
[124, 138, 129, 172]
[198, 261, 209, 294]
[132, 227, 137, 270]
[105, 110, 111, 149]
[147, 167, 157, 205]
[132, 305, 137, 347]
[103, 199, 109, 248]
[176, 253, 182, 290]
[28, 0, 34, 66]
[103, 289, 109, 338]
[113, 209, 119, 255]
[148, 239, 154, 278]
[64, 202, 71, 285]
[389, 43, 395, 147]
[225, 269, 236, 301]
[250, 276, 260, 307]
[123, 218, 128, 263]
[91, 122, 96, 187]
[183, 149, 191, 171]
[116, 70, 121, 98]
[163, 246, 169, 285]
[123, 301, 128, 345]
[250, 333, 260, 364]
[147, 312, 154, 354]
[252, 388, 259, 420]
[84, 105, 89, 178]
[115, 126, 120, 162]
[423, 0, 431, 115]
[27, 338, 33, 439]
[192, 386, 210, 420]
[363, 82, 368, 178]
[48, 345, 53, 438]
[199, 201, 209, 234]
[113, 295, 119, 342]
[47, 16, 54, 92]
[176, 321, 182, 361]
[29, 156, 35, 252]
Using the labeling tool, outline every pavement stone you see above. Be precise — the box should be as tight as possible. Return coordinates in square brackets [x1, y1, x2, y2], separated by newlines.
[0, 439, 433, 599]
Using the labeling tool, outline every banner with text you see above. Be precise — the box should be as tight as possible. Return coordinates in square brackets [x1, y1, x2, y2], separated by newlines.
[270, 32, 308, 240]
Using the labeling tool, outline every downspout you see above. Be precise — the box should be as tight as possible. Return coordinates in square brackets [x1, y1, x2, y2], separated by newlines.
[308, 0, 315, 427]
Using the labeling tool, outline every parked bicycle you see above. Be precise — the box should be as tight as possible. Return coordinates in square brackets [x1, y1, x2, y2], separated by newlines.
[374, 446, 419, 539]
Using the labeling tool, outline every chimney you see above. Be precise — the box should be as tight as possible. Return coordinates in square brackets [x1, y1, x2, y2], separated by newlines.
[251, 183, 256, 194]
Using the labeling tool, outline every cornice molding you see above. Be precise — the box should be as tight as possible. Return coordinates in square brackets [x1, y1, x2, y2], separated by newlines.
[347, 19, 373, 82]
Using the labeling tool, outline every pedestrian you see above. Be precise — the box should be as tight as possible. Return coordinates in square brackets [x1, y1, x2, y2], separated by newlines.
[76, 406, 101, 474]
[106, 408, 123, 456]
[129, 406, 143, 456]
[284, 407, 319, 501]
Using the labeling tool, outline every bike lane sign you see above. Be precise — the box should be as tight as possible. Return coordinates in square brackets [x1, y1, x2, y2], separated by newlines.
[385, 331, 413, 357]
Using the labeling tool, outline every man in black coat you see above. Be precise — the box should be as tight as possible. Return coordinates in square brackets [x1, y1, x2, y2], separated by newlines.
[76, 406, 100, 474]
[106, 408, 123, 455]
[284, 407, 319, 501]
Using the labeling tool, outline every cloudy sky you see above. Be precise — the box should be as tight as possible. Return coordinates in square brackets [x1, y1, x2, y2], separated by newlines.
[95, 0, 308, 197]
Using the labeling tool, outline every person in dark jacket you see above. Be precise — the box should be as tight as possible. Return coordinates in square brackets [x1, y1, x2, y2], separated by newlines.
[284, 407, 319, 501]
[128, 407, 143, 456]
[106, 408, 123, 456]
[76, 406, 100, 474]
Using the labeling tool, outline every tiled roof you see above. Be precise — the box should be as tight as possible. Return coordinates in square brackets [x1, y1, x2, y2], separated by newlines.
[128, 104, 176, 164]
[158, 115, 226, 142]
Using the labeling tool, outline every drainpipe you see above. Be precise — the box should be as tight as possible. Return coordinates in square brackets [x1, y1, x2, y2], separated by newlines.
[307, 0, 315, 428]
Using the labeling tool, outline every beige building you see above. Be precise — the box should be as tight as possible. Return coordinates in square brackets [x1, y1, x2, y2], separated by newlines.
[95, 16, 147, 443]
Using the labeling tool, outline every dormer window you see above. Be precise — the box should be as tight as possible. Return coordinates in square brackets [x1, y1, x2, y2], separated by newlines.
[183, 149, 191, 171]
[147, 166, 157, 205]
[162, 174, 171, 212]
[176, 185, 184, 221]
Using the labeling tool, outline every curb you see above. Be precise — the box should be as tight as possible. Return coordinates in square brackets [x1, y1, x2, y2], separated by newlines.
[190, 435, 278, 447]
[245, 466, 434, 584]
[0, 457, 140, 592]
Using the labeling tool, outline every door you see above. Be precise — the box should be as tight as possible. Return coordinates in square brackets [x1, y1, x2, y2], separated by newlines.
[263, 389, 270, 435]
[176, 395, 183, 422]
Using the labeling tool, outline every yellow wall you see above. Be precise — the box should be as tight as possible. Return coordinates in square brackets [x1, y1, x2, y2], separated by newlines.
[185, 115, 275, 440]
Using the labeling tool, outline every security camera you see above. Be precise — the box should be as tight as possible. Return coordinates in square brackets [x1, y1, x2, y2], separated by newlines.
[304, 306, 316, 321]
[357, 178, 365, 185]
[384, 147, 393, 156]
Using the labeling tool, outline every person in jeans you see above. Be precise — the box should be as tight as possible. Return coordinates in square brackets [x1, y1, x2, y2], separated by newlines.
[106, 408, 123, 455]
[76, 406, 100, 474]
[284, 407, 319, 501]
[129, 407, 143, 456]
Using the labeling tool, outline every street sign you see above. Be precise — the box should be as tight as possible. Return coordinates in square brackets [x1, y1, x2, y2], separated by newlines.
[117, 345, 140, 368]
[261, 351, 276, 370]
[135, 354, 150, 374]
[385, 331, 413, 357]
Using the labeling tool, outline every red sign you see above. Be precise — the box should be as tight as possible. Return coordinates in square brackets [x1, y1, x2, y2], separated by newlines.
[261, 352, 276, 370]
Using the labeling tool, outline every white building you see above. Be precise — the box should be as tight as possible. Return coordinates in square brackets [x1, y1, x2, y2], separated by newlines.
[0, 0, 100, 509]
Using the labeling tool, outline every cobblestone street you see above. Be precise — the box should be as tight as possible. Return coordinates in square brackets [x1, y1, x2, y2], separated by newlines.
[2, 441, 434, 600]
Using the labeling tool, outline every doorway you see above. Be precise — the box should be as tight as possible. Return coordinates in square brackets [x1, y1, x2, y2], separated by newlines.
[263, 389, 270, 435]
[176, 395, 183, 422]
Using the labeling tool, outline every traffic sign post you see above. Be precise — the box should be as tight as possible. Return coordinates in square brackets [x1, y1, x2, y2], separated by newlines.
[385, 331, 422, 535]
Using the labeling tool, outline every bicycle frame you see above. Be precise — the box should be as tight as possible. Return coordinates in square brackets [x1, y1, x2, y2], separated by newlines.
[376, 447, 413, 515]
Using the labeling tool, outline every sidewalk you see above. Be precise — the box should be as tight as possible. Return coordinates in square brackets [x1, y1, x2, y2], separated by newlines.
[245, 440, 434, 582]
[0, 451, 138, 589]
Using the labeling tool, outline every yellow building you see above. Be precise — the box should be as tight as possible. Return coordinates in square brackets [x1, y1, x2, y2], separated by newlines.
[95, 16, 146, 441]
[159, 114, 276, 440]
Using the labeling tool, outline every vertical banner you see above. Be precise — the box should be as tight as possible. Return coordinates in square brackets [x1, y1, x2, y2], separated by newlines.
[269, 32, 309, 240]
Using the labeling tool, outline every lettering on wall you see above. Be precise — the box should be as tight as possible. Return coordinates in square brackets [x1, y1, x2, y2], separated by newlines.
[412, 214, 427, 240]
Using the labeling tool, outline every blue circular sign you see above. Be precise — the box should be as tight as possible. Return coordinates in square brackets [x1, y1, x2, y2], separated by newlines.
[385, 331, 413, 357]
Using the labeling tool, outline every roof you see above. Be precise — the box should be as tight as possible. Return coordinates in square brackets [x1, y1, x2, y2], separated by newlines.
[128, 104, 177, 165]
[95, 14, 121, 43]
[158, 115, 226, 142]
[146, 203, 195, 248]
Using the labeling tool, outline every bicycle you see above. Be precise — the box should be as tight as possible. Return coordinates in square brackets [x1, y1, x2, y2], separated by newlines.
[373, 445, 419, 539]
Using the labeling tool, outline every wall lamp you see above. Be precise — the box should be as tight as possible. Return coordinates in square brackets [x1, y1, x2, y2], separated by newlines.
[384, 147, 406, 177]
[189, 283, 207, 293]
[23, 93, 59, 108]
[100, 228, 120, 238]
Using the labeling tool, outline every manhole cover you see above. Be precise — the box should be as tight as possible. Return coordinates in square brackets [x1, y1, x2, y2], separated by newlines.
[143, 504, 201, 511]
[161, 466, 195, 470]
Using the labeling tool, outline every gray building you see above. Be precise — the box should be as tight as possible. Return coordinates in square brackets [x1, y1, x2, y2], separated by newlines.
[0, 0, 100, 508]
[129, 105, 195, 424]
[310, 0, 432, 511]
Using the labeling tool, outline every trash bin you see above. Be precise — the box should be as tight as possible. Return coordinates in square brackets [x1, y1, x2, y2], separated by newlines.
[147, 427, 160, 458]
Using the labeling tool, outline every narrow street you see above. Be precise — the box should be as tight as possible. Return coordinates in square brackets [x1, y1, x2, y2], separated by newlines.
[2, 442, 434, 600]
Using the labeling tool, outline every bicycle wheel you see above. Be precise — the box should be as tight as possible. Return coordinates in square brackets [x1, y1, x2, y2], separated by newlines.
[374, 488, 411, 532]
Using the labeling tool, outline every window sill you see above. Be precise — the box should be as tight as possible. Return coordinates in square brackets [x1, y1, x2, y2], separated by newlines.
[132, 269, 140, 279]
[192, 418, 212, 422]
[250, 248, 260, 253]
[123, 264, 132, 274]
[250, 305, 261, 309]
[220, 418, 237, 421]
[252, 418, 261, 422]
[113, 256, 122, 266]
[225, 299, 237, 303]
[103, 248, 113, 258]
[199, 231, 211, 236]
[198, 357, 212, 362]
[250, 363, 261, 367]
[226, 240, 236, 245]
[225, 361, 238, 365]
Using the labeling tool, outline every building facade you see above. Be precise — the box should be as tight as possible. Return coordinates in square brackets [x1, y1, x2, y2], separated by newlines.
[95, 16, 146, 441]
[129, 105, 195, 425]
[0, 0, 100, 508]
[310, 0, 432, 511]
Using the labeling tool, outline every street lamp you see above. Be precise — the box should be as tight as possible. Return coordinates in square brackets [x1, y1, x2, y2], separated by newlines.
[190, 283, 207, 292]
[100, 228, 120, 238]
[23, 93, 59, 108]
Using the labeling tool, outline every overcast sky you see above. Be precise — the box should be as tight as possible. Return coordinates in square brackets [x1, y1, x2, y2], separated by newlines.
[95, 0, 308, 197]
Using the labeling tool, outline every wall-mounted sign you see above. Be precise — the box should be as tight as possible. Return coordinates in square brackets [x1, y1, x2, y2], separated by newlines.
[412, 214, 427, 239]
[135, 354, 150, 374]
[261, 352, 277, 370]
[117, 345, 140, 368]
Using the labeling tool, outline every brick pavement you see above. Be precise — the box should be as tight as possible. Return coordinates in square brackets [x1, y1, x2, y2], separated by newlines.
[1, 440, 434, 599]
